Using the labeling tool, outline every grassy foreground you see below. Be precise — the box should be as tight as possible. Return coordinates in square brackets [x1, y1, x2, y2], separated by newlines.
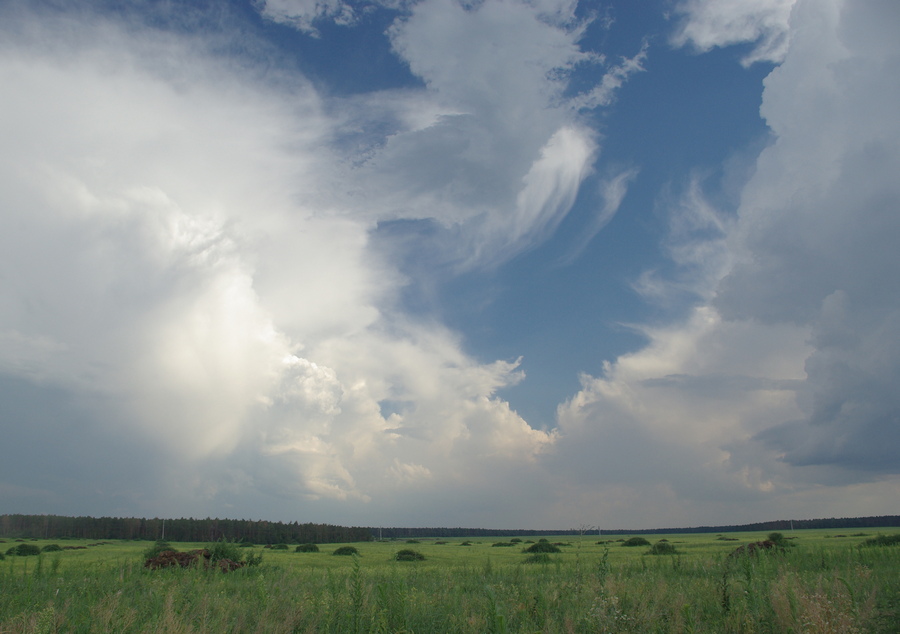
[2, 530, 899, 633]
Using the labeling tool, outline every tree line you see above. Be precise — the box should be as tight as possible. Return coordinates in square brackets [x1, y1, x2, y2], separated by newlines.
[2, 514, 897, 542]
[0, 514, 372, 544]
[374, 516, 900, 539]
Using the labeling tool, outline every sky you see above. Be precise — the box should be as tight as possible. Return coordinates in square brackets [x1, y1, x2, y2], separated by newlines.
[1, 0, 898, 530]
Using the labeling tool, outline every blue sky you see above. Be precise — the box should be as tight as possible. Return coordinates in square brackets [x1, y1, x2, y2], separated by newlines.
[1, 0, 899, 530]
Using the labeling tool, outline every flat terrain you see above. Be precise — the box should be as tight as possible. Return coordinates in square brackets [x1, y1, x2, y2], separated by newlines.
[2, 528, 899, 632]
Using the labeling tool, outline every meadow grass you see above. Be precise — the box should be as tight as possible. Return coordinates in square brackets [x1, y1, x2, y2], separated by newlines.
[1, 529, 899, 632]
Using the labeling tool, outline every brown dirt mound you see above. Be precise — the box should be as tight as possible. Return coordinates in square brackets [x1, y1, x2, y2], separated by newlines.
[729, 540, 777, 557]
[143, 549, 244, 572]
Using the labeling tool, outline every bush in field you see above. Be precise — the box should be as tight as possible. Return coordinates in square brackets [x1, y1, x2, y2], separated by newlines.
[41, 544, 63, 552]
[270, 543, 289, 550]
[142, 541, 174, 559]
[622, 537, 650, 547]
[295, 543, 319, 552]
[509, 538, 522, 543]
[459, 541, 472, 546]
[523, 553, 552, 564]
[333, 546, 359, 556]
[492, 542, 515, 547]
[207, 538, 245, 563]
[212, 538, 263, 568]
[522, 541, 561, 554]
[767, 532, 793, 548]
[6, 544, 41, 556]
[395, 549, 425, 561]
[861, 534, 900, 547]
[647, 541, 678, 555]
[405, 539, 420, 544]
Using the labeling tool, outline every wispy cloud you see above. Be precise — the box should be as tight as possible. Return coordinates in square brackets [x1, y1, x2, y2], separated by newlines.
[671, 0, 797, 66]
[559, 166, 639, 266]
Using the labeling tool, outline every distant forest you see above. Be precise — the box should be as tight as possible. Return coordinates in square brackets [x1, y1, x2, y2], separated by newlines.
[375, 515, 900, 539]
[0, 515, 371, 544]
[1, 514, 898, 543]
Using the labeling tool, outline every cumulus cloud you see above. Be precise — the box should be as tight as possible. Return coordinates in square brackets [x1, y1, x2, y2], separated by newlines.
[1, 0, 633, 523]
[550, 0, 900, 526]
[671, 0, 797, 65]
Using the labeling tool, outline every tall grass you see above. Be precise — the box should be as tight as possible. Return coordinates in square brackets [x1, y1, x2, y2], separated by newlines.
[1, 536, 899, 632]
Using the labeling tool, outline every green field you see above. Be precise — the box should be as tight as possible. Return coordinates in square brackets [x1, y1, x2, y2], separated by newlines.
[2, 529, 899, 632]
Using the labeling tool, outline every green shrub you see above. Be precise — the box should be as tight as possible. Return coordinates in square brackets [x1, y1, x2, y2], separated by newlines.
[861, 534, 900, 547]
[459, 541, 472, 546]
[647, 541, 678, 555]
[41, 544, 63, 552]
[523, 553, 552, 564]
[270, 543, 289, 550]
[142, 541, 173, 559]
[395, 549, 425, 561]
[767, 532, 792, 547]
[207, 538, 244, 563]
[333, 546, 359, 556]
[491, 542, 515, 547]
[622, 537, 650, 547]
[6, 543, 41, 556]
[295, 543, 319, 553]
[509, 538, 522, 543]
[522, 541, 561, 554]
[405, 539, 420, 544]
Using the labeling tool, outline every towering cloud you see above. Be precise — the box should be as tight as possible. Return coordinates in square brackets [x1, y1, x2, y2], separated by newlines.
[553, 0, 900, 526]
[0, 0, 627, 524]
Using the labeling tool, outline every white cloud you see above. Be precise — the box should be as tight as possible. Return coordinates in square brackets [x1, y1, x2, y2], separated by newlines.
[257, 0, 359, 33]
[339, 0, 635, 267]
[3, 1, 602, 522]
[671, 0, 797, 65]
